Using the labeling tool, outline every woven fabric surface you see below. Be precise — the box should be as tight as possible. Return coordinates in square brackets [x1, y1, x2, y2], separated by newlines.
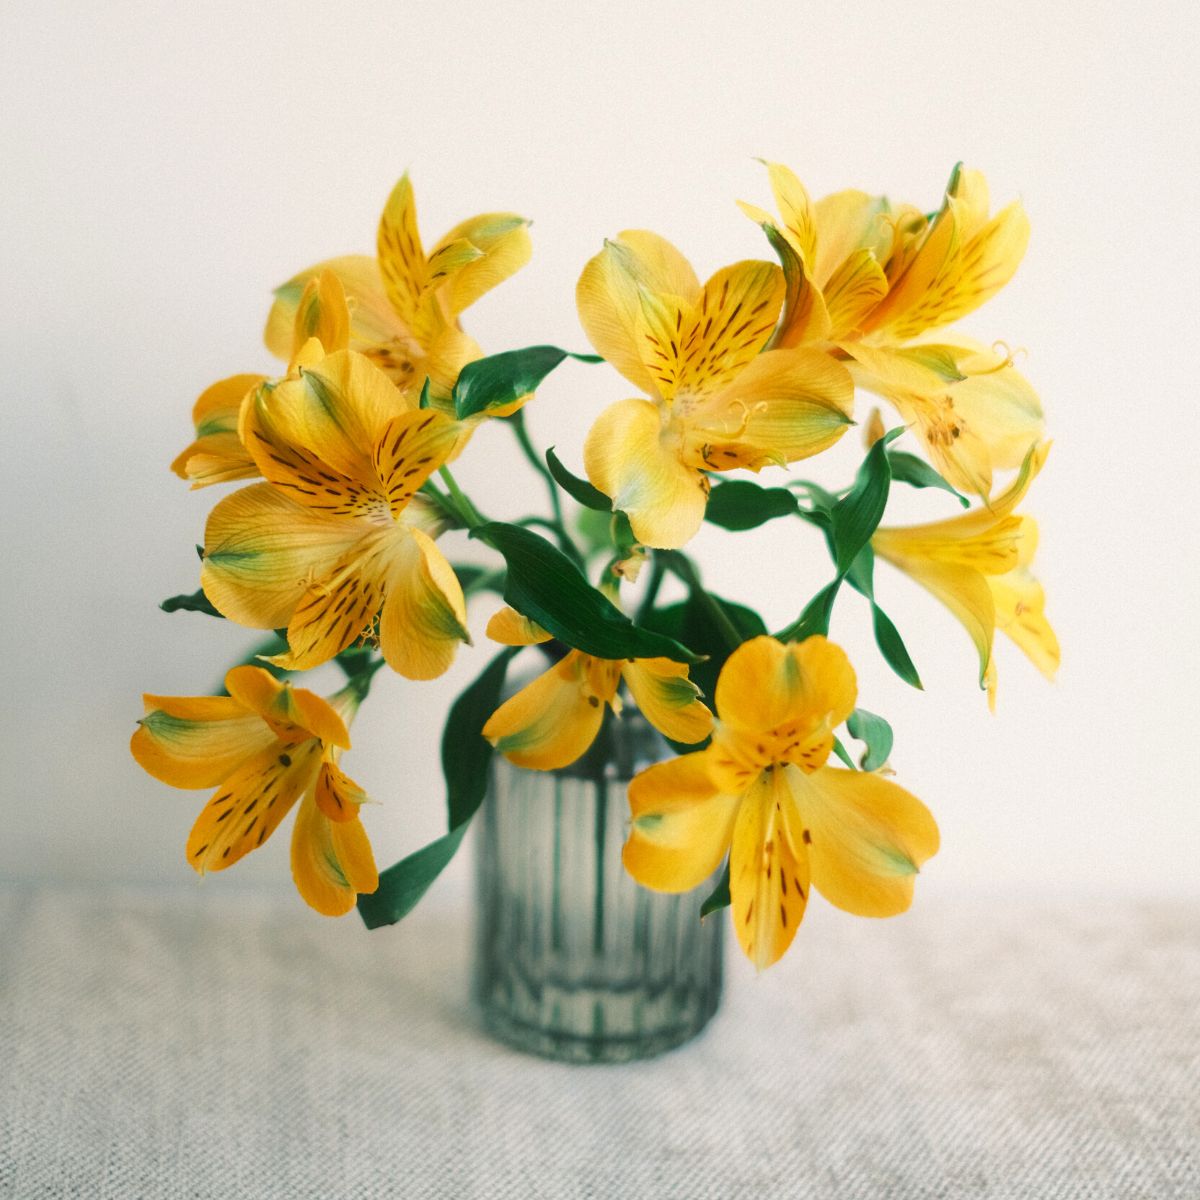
[0, 884, 1196, 1200]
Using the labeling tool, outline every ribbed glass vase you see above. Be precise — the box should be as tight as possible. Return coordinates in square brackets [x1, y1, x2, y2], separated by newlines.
[473, 710, 724, 1063]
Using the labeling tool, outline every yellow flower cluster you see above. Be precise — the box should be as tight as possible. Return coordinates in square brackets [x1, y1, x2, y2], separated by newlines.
[131, 164, 1058, 969]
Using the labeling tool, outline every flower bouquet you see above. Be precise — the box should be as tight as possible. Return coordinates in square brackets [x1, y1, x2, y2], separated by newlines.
[131, 162, 1057, 1050]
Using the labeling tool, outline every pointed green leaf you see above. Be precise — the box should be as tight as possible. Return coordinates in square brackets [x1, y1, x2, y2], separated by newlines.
[705, 480, 800, 531]
[700, 860, 731, 918]
[844, 546, 923, 689]
[887, 450, 969, 507]
[776, 428, 903, 641]
[831, 736, 857, 771]
[472, 522, 702, 664]
[546, 447, 611, 510]
[358, 647, 517, 930]
[160, 589, 222, 618]
[453, 345, 600, 420]
[846, 708, 894, 772]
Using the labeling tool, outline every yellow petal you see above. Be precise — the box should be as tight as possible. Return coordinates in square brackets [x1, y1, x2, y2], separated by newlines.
[764, 161, 817, 268]
[290, 791, 378, 916]
[486, 606, 552, 646]
[730, 765, 810, 970]
[685, 348, 854, 471]
[171, 373, 265, 486]
[576, 232, 699, 396]
[314, 760, 369, 822]
[715, 635, 857, 741]
[842, 340, 1042, 497]
[582, 398, 709, 549]
[989, 568, 1060, 683]
[865, 169, 1029, 340]
[863, 183, 963, 341]
[290, 269, 351, 362]
[372, 410, 460, 516]
[672, 260, 784, 400]
[795, 766, 939, 917]
[811, 189, 894, 286]
[873, 443, 1048, 570]
[131, 695, 272, 789]
[223, 667, 350, 749]
[270, 538, 390, 672]
[265, 255, 408, 364]
[765, 225, 831, 350]
[932, 199, 1030, 330]
[622, 751, 740, 892]
[376, 173, 431, 336]
[430, 212, 533, 316]
[482, 651, 606, 770]
[171, 432, 260, 489]
[873, 548, 996, 686]
[821, 248, 888, 339]
[243, 350, 409, 506]
[377, 528, 469, 680]
[620, 658, 713, 745]
[201, 483, 367, 631]
[941, 349, 1045, 473]
[186, 738, 324, 875]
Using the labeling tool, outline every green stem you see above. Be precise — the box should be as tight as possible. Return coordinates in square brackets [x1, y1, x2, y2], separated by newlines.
[510, 412, 565, 532]
[438, 465, 486, 530]
[661, 552, 742, 653]
[635, 553, 666, 624]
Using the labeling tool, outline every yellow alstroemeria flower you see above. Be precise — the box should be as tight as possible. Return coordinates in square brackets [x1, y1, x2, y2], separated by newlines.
[873, 442, 1059, 708]
[481, 606, 713, 770]
[264, 173, 531, 409]
[130, 666, 377, 916]
[172, 270, 352, 487]
[576, 231, 855, 549]
[200, 349, 470, 679]
[741, 163, 1044, 495]
[623, 635, 939, 970]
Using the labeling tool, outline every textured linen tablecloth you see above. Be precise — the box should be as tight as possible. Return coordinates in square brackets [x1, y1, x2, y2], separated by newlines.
[0, 884, 1196, 1200]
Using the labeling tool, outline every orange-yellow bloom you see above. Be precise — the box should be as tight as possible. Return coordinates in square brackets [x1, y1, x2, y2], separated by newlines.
[623, 636, 939, 970]
[576, 231, 855, 548]
[172, 271, 352, 488]
[873, 442, 1059, 707]
[264, 173, 531, 407]
[481, 607, 713, 770]
[741, 162, 1044, 495]
[130, 666, 377, 916]
[200, 350, 470, 679]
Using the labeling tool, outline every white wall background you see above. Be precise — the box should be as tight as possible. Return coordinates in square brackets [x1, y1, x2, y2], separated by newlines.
[3, 0, 1197, 906]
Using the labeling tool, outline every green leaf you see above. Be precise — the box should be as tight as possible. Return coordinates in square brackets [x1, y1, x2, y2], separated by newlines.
[356, 826, 470, 931]
[642, 579, 765, 725]
[699, 860, 731, 918]
[846, 707, 894, 772]
[831, 736, 857, 771]
[887, 450, 969, 508]
[828, 428, 904, 575]
[546, 447, 611, 510]
[472, 522, 702, 664]
[160, 589, 222, 618]
[844, 547, 923, 689]
[358, 647, 517, 930]
[705, 480, 800, 531]
[776, 428, 903, 641]
[452, 345, 599, 421]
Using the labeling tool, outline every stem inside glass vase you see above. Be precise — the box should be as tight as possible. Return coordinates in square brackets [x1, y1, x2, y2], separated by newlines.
[472, 706, 724, 1063]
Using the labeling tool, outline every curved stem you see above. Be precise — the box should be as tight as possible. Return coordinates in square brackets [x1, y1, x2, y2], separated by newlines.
[438, 465, 486, 530]
[510, 412, 565, 532]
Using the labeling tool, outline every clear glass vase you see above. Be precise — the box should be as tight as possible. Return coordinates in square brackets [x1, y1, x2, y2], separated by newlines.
[473, 709, 724, 1063]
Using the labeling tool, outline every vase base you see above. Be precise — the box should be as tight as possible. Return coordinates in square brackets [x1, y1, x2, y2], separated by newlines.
[478, 1000, 720, 1064]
